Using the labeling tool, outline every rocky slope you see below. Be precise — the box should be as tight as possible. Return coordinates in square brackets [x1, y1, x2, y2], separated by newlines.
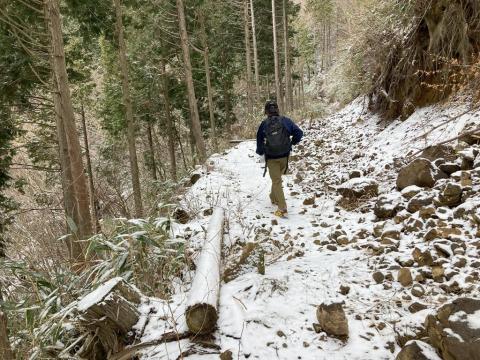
[107, 98, 480, 360]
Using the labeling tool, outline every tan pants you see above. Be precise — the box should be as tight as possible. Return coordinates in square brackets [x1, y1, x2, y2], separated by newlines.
[267, 157, 288, 210]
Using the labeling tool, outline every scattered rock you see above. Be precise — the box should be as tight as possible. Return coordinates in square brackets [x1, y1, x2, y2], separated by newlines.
[401, 185, 423, 200]
[173, 208, 190, 224]
[190, 172, 202, 185]
[439, 163, 461, 175]
[373, 271, 385, 284]
[436, 183, 463, 207]
[303, 197, 315, 206]
[421, 145, 457, 162]
[375, 194, 402, 219]
[411, 284, 425, 298]
[407, 192, 435, 213]
[337, 177, 379, 199]
[339, 285, 350, 295]
[426, 298, 480, 360]
[316, 303, 349, 339]
[398, 268, 413, 287]
[412, 248, 434, 266]
[409, 302, 428, 314]
[220, 350, 233, 360]
[349, 170, 362, 179]
[396, 340, 441, 360]
[397, 159, 444, 190]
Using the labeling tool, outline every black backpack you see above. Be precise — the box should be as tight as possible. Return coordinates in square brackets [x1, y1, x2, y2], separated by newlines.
[264, 116, 291, 158]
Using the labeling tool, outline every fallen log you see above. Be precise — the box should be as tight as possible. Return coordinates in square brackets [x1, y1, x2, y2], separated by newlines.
[75, 277, 142, 359]
[185, 207, 225, 335]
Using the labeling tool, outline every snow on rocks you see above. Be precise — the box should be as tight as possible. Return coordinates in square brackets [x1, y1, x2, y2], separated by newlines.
[337, 177, 379, 199]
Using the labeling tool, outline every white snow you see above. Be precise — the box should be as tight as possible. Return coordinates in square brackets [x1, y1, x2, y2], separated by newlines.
[77, 277, 124, 311]
[134, 99, 480, 359]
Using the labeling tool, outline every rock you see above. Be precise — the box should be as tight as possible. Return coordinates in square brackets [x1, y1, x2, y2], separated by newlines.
[398, 268, 413, 287]
[426, 298, 480, 360]
[459, 122, 480, 145]
[419, 206, 437, 220]
[407, 192, 435, 213]
[339, 285, 350, 295]
[397, 159, 445, 190]
[190, 172, 202, 185]
[432, 266, 444, 282]
[316, 303, 349, 339]
[401, 185, 423, 200]
[382, 229, 401, 241]
[421, 145, 457, 162]
[474, 154, 480, 169]
[436, 183, 463, 207]
[453, 198, 480, 220]
[412, 248, 434, 266]
[303, 197, 315, 206]
[439, 163, 461, 175]
[349, 170, 362, 179]
[409, 302, 428, 314]
[396, 340, 441, 360]
[337, 177, 379, 199]
[373, 271, 385, 284]
[173, 208, 190, 224]
[404, 217, 424, 232]
[220, 350, 233, 360]
[375, 194, 402, 219]
[411, 284, 425, 298]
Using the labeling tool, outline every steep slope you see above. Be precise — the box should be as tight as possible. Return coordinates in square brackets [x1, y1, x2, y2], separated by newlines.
[137, 99, 480, 360]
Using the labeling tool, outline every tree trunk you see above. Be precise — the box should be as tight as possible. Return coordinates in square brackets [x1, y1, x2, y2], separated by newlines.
[185, 208, 224, 335]
[282, 0, 293, 112]
[80, 102, 100, 233]
[159, 49, 177, 182]
[0, 291, 13, 360]
[198, 10, 217, 151]
[243, 0, 253, 113]
[146, 122, 158, 181]
[46, 0, 92, 262]
[249, 0, 260, 102]
[114, 0, 143, 218]
[271, 0, 283, 112]
[176, 0, 207, 162]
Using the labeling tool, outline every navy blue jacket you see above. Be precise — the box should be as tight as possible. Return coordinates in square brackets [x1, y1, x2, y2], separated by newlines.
[256, 116, 304, 159]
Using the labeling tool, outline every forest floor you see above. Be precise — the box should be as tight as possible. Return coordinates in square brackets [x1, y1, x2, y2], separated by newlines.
[134, 98, 480, 359]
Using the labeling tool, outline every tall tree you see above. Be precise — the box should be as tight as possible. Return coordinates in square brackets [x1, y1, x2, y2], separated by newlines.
[249, 0, 260, 101]
[114, 0, 143, 218]
[283, 0, 293, 111]
[198, 8, 217, 151]
[46, 0, 92, 261]
[176, 0, 207, 162]
[243, 0, 253, 113]
[271, 0, 283, 110]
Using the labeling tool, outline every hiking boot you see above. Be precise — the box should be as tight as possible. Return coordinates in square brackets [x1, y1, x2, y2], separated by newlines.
[274, 209, 288, 218]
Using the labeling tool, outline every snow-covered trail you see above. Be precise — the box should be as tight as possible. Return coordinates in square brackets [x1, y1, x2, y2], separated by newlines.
[139, 99, 480, 359]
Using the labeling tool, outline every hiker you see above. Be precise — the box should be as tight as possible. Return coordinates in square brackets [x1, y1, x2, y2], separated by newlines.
[256, 100, 303, 218]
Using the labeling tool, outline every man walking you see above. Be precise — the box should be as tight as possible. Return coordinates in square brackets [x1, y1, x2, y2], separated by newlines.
[256, 100, 303, 218]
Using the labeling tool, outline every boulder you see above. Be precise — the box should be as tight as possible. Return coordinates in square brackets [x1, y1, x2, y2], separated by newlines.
[459, 122, 480, 145]
[396, 340, 442, 360]
[397, 159, 446, 190]
[398, 268, 413, 287]
[316, 303, 349, 339]
[375, 194, 402, 219]
[421, 145, 457, 162]
[401, 185, 423, 200]
[407, 192, 435, 213]
[337, 177, 379, 199]
[436, 183, 463, 207]
[425, 298, 480, 360]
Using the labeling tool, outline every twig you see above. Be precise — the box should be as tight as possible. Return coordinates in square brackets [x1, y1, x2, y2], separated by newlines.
[108, 331, 191, 360]
[409, 126, 480, 158]
[413, 106, 479, 141]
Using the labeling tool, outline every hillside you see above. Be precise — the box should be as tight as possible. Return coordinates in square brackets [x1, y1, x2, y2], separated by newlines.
[86, 99, 480, 359]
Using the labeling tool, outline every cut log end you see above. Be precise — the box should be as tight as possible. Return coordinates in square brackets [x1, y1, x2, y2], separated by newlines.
[186, 303, 218, 335]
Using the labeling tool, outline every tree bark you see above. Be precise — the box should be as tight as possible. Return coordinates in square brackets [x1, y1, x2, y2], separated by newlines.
[80, 102, 100, 233]
[176, 0, 207, 163]
[0, 291, 13, 360]
[146, 122, 158, 181]
[271, 0, 283, 111]
[114, 0, 144, 218]
[243, 0, 253, 113]
[159, 56, 177, 182]
[198, 10, 217, 151]
[249, 0, 260, 102]
[282, 0, 293, 112]
[46, 0, 92, 262]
